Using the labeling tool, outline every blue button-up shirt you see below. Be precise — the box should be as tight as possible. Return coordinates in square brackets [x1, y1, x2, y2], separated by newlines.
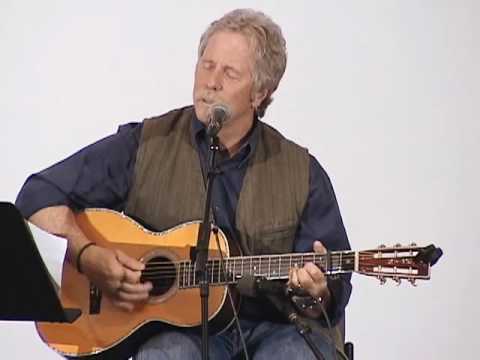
[15, 114, 352, 324]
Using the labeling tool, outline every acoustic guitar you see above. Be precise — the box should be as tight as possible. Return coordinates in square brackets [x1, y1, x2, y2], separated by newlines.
[36, 208, 440, 359]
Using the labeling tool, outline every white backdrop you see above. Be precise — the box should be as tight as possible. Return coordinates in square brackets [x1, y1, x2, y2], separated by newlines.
[1, 1, 478, 359]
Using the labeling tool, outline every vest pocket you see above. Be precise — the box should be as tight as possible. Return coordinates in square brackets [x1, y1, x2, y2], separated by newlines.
[253, 223, 297, 254]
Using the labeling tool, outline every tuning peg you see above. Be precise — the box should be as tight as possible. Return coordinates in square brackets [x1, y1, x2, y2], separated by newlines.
[378, 276, 386, 285]
[393, 277, 402, 286]
[395, 243, 402, 248]
[378, 244, 386, 249]
[410, 242, 417, 247]
[408, 278, 417, 287]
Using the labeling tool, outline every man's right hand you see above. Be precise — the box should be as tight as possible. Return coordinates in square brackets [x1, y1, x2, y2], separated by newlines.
[78, 245, 153, 311]
[29, 205, 153, 312]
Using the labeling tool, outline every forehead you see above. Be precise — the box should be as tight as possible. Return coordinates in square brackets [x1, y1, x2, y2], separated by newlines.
[202, 30, 255, 70]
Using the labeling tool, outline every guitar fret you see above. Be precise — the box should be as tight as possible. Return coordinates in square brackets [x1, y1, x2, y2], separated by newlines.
[229, 261, 232, 283]
[268, 257, 271, 278]
[278, 256, 281, 278]
[210, 260, 214, 283]
[224, 260, 228, 283]
[190, 261, 193, 287]
[218, 259, 221, 283]
[180, 262, 184, 288]
[180, 262, 183, 288]
[193, 262, 196, 286]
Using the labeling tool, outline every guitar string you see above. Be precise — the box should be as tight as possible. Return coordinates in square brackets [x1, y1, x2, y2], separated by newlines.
[141, 253, 358, 266]
[139, 252, 403, 268]
[138, 255, 374, 275]
[138, 255, 421, 282]
[139, 259, 355, 281]
[140, 264, 420, 284]
[137, 254, 414, 274]
[140, 256, 355, 269]
[139, 266, 421, 282]
[139, 263, 370, 275]
[139, 255, 411, 276]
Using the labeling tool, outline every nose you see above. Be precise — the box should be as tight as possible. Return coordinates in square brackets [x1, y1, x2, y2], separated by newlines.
[206, 69, 223, 91]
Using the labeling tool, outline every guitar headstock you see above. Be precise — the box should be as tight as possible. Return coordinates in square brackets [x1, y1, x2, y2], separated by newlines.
[357, 243, 441, 286]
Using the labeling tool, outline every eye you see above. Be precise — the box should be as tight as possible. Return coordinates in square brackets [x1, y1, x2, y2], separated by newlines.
[225, 68, 240, 80]
[202, 60, 214, 71]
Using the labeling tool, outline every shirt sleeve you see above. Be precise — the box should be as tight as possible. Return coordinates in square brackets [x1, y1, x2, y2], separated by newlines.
[294, 154, 352, 326]
[15, 122, 143, 219]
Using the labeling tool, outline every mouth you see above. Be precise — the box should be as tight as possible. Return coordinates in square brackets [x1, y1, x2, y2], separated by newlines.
[200, 97, 215, 105]
[195, 93, 219, 105]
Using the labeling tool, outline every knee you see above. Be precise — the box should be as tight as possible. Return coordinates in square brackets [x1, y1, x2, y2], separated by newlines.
[135, 331, 200, 360]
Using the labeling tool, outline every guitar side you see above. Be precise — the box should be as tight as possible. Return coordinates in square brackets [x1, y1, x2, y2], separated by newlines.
[36, 209, 232, 359]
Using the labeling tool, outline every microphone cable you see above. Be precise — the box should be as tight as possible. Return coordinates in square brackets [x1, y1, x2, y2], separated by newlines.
[316, 297, 339, 360]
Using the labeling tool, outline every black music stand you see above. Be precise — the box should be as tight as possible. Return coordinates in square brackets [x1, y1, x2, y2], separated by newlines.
[0, 202, 80, 323]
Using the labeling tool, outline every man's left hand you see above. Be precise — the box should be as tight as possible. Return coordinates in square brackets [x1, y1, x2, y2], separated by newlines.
[288, 240, 331, 314]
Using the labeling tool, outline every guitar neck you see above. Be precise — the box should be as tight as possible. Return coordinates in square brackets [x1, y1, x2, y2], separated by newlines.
[174, 251, 356, 289]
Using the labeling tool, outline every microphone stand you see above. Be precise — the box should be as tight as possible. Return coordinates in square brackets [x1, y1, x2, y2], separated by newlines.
[191, 133, 221, 360]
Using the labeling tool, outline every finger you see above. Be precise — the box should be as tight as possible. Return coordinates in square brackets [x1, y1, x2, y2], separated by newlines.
[290, 266, 300, 288]
[122, 267, 143, 284]
[115, 250, 145, 271]
[297, 267, 314, 289]
[116, 290, 150, 302]
[304, 262, 326, 282]
[299, 266, 328, 298]
[287, 268, 294, 288]
[313, 240, 327, 254]
[119, 281, 153, 294]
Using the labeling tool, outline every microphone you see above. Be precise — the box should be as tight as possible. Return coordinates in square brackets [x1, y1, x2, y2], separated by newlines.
[206, 104, 231, 137]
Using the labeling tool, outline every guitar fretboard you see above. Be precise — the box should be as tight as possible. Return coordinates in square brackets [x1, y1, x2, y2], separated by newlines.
[159, 251, 356, 289]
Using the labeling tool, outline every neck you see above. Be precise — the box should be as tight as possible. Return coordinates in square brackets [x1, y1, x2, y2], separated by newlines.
[173, 251, 357, 289]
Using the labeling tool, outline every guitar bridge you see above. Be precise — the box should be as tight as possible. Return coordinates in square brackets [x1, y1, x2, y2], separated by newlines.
[89, 283, 102, 314]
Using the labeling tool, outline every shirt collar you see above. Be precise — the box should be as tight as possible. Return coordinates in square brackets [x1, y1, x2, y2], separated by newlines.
[191, 111, 260, 168]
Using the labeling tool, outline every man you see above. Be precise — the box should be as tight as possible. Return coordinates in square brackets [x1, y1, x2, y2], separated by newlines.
[16, 9, 351, 360]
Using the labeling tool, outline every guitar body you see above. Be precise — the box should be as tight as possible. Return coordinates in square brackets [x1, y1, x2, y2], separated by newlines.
[36, 209, 239, 359]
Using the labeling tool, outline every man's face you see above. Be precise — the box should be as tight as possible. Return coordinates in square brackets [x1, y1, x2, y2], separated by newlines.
[193, 31, 260, 128]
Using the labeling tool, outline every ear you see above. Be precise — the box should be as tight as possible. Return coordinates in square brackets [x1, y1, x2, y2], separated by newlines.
[251, 87, 269, 110]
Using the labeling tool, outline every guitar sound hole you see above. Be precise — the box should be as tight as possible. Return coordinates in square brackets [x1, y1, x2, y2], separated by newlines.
[141, 256, 176, 296]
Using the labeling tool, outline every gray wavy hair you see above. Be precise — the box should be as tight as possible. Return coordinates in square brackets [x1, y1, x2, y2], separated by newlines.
[198, 9, 287, 118]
